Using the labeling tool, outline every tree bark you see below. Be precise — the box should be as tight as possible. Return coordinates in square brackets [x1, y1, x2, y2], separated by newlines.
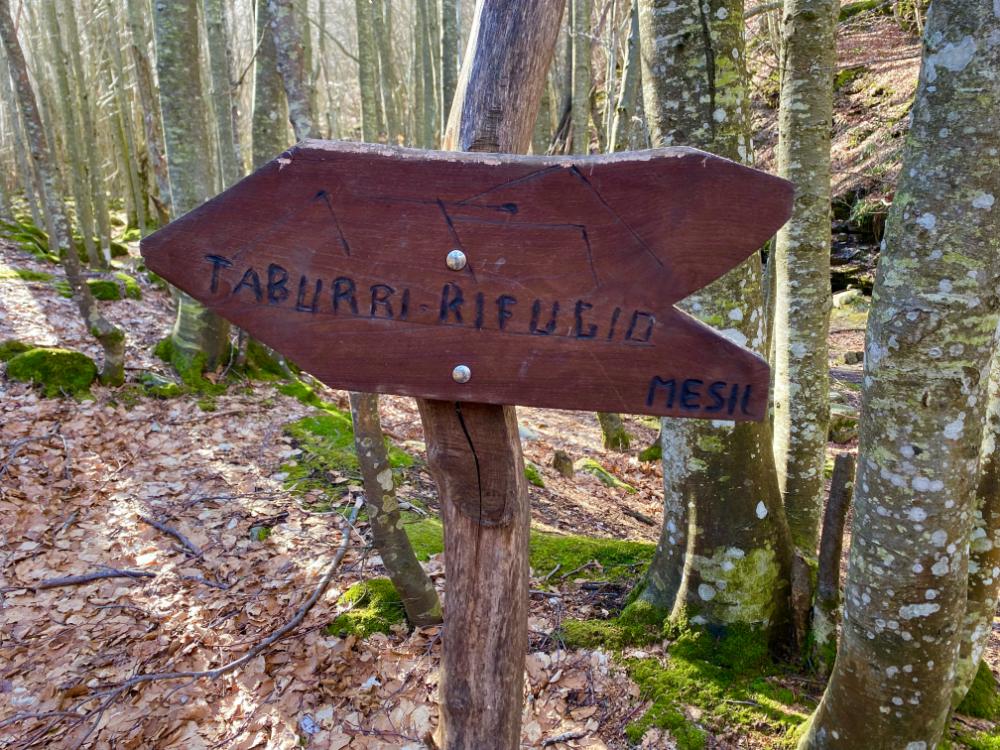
[799, 3, 1000, 746]
[771, 0, 837, 554]
[597, 412, 631, 452]
[204, 0, 241, 188]
[632, 0, 794, 643]
[0, 53, 43, 229]
[252, 0, 290, 169]
[608, 0, 639, 153]
[350, 393, 442, 626]
[440, 0, 459, 128]
[268, 0, 315, 144]
[811, 452, 855, 675]
[372, 0, 401, 143]
[426, 3, 564, 746]
[355, 0, 379, 143]
[569, 0, 590, 153]
[953, 340, 1000, 708]
[153, 0, 231, 372]
[0, 0, 124, 385]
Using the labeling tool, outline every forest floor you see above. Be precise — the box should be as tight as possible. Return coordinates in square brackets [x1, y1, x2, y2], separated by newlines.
[2, 11, 997, 750]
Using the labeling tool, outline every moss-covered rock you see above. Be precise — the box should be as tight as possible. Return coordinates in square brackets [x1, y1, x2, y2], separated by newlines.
[551, 449, 574, 477]
[87, 278, 121, 300]
[524, 463, 545, 488]
[6, 347, 97, 397]
[114, 272, 142, 300]
[136, 370, 183, 399]
[828, 403, 859, 444]
[574, 457, 636, 493]
[0, 267, 52, 282]
[957, 661, 1000, 720]
[638, 441, 662, 463]
[0, 339, 35, 362]
[326, 578, 407, 637]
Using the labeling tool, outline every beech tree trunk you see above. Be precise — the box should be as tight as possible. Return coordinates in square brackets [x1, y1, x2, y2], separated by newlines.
[771, 0, 837, 554]
[799, 3, 1000, 746]
[355, 0, 379, 143]
[953, 340, 1000, 708]
[632, 0, 793, 642]
[252, 0, 290, 169]
[350, 393, 442, 626]
[205, 0, 241, 188]
[153, 0, 231, 372]
[0, 0, 124, 385]
[268, 0, 314, 144]
[424, 3, 564, 746]
[608, 0, 639, 153]
[569, 0, 590, 154]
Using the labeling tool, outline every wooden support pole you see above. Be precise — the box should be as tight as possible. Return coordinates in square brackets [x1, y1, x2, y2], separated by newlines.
[420, 2, 565, 747]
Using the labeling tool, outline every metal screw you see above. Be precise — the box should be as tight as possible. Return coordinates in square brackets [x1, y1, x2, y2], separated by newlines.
[452, 364, 471, 383]
[446, 249, 467, 271]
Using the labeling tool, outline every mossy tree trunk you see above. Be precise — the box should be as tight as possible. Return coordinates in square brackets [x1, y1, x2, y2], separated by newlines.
[153, 0, 231, 373]
[631, 0, 794, 644]
[349, 393, 442, 626]
[252, 0, 290, 169]
[597, 412, 631, 452]
[953, 340, 1000, 709]
[608, 0, 640, 153]
[0, 0, 124, 386]
[771, 0, 837, 554]
[799, 3, 1000, 746]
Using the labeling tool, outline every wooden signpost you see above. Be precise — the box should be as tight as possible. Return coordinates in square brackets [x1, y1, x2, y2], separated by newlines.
[141, 141, 790, 421]
[141, 6, 791, 749]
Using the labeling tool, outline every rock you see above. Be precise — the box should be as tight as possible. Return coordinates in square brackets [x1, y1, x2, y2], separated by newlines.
[828, 403, 859, 444]
[833, 288, 862, 308]
[552, 450, 575, 478]
[5, 347, 97, 397]
[843, 351, 864, 365]
[574, 457, 636, 493]
[518, 423, 541, 441]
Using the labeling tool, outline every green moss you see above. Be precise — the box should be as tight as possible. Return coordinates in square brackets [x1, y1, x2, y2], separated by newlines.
[113, 272, 142, 300]
[0, 267, 52, 282]
[403, 517, 655, 584]
[136, 370, 183, 399]
[0, 217, 56, 261]
[6, 347, 97, 397]
[249, 524, 271, 542]
[639, 441, 662, 462]
[110, 240, 130, 258]
[834, 65, 867, 92]
[325, 578, 407, 637]
[624, 625, 809, 748]
[0, 339, 34, 362]
[153, 336, 224, 393]
[87, 278, 121, 300]
[118, 227, 142, 243]
[958, 662, 1000, 720]
[574, 457, 636, 493]
[524, 463, 545, 488]
[54, 279, 73, 298]
[243, 339, 287, 380]
[562, 600, 668, 649]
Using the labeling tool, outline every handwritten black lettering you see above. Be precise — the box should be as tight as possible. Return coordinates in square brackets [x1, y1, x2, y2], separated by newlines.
[497, 295, 517, 330]
[625, 311, 655, 343]
[439, 283, 464, 324]
[646, 376, 676, 409]
[705, 381, 727, 412]
[205, 254, 233, 294]
[332, 276, 358, 315]
[233, 267, 262, 302]
[680, 379, 703, 410]
[574, 300, 597, 339]
[529, 299, 559, 335]
[296, 275, 322, 313]
[371, 284, 396, 319]
[267, 264, 289, 304]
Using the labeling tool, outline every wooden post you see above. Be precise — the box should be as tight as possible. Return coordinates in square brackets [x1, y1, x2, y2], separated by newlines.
[424, 2, 565, 746]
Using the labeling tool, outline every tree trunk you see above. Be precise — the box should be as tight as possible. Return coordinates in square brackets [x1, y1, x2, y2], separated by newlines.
[423, 3, 564, 746]
[0, 55, 44, 229]
[417, 0, 436, 147]
[631, 0, 794, 643]
[569, 0, 590, 154]
[372, 0, 401, 143]
[771, 0, 837, 554]
[608, 0, 639, 153]
[153, 0, 231, 372]
[953, 339, 1000, 708]
[811, 452, 855, 675]
[204, 0, 241, 188]
[42, 0, 100, 267]
[0, 0, 124, 385]
[350, 393, 442, 626]
[126, 0, 171, 224]
[597, 412, 631, 452]
[799, 3, 1000, 746]
[268, 0, 315, 144]
[355, 0, 379, 143]
[252, 0, 290, 169]
[440, 0, 458, 127]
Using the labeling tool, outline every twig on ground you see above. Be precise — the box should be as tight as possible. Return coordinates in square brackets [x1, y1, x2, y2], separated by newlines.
[1, 568, 156, 592]
[560, 560, 599, 580]
[543, 564, 561, 582]
[0, 423, 63, 478]
[137, 514, 203, 557]
[621, 506, 656, 526]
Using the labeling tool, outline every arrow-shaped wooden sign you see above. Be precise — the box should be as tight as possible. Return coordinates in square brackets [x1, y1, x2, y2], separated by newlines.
[141, 140, 791, 420]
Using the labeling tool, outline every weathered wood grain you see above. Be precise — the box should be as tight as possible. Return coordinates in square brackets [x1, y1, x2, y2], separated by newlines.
[140, 143, 790, 421]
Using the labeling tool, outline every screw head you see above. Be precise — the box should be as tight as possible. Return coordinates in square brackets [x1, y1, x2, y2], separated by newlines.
[452, 364, 471, 383]
[446, 249, 467, 271]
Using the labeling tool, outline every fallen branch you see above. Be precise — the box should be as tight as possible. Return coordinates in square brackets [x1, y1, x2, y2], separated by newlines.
[543, 729, 588, 746]
[138, 514, 203, 557]
[23, 502, 362, 748]
[621, 506, 655, 526]
[1, 568, 156, 592]
[0, 423, 62, 478]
